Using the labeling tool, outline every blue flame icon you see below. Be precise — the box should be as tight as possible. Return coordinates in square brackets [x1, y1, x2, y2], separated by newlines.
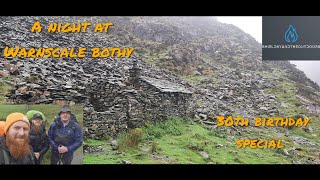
[285, 25, 298, 43]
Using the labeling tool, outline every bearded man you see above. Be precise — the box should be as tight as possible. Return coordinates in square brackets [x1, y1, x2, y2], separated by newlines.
[0, 112, 35, 164]
[29, 113, 49, 164]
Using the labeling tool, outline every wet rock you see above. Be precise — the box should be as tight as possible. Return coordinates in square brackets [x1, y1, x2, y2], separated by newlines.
[216, 144, 224, 148]
[199, 151, 210, 159]
[111, 139, 119, 150]
[83, 145, 104, 153]
[150, 155, 175, 162]
[283, 149, 290, 156]
[0, 70, 10, 77]
[120, 160, 132, 164]
[303, 127, 313, 133]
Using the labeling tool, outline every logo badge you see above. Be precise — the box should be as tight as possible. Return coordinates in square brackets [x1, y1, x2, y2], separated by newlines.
[285, 25, 298, 43]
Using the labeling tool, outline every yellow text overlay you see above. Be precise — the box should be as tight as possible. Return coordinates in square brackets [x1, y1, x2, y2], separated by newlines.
[236, 139, 284, 149]
[215, 116, 311, 127]
[31, 21, 113, 33]
[3, 46, 134, 58]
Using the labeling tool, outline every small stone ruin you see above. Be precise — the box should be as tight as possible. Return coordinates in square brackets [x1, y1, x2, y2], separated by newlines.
[84, 60, 193, 139]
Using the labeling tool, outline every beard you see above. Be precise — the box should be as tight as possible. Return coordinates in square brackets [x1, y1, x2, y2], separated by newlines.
[6, 134, 30, 160]
[32, 124, 42, 134]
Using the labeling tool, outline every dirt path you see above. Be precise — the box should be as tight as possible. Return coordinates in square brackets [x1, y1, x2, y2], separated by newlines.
[72, 145, 83, 164]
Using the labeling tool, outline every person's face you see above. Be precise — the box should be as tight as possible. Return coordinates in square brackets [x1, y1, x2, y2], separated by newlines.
[6, 121, 30, 160]
[32, 118, 42, 127]
[7, 121, 29, 143]
[60, 112, 71, 122]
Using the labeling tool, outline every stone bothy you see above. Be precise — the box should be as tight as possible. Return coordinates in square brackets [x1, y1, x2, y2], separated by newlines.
[84, 61, 193, 139]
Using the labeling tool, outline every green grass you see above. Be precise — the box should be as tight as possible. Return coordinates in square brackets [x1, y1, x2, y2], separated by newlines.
[257, 68, 287, 80]
[0, 81, 14, 104]
[0, 104, 83, 164]
[0, 104, 27, 119]
[84, 117, 291, 164]
[142, 117, 187, 141]
[290, 116, 320, 143]
[181, 75, 208, 86]
[266, 82, 306, 116]
[118, 128, 143, 150]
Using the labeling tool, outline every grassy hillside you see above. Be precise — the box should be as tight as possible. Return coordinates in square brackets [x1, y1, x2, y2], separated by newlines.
[84, 117, 312, 164]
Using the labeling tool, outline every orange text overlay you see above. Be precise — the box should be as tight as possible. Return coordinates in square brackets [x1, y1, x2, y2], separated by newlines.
[31, 21, 113, 33]
[236, 139, 284, 149]
[214, 116, 311, 127]
[3, 46, 134, 58]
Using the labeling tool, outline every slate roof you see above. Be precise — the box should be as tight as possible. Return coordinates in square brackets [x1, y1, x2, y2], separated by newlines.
[140, 76, 192, 94]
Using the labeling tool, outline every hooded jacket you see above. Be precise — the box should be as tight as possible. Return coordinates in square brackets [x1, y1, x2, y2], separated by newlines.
[0, 136, 35, 164]
[47, 113, 82, 158]
[29, 123, 49, 157]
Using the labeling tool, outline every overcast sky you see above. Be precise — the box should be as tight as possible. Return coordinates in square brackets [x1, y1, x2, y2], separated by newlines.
[216, 16, 320, 86]
[217, 17, 262, 43]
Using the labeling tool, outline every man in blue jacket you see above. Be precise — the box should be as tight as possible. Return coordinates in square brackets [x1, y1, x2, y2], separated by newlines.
[48, 104, 82, 165]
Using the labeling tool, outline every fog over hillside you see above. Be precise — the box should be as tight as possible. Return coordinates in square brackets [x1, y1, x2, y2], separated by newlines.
[290, 61, 320, 86]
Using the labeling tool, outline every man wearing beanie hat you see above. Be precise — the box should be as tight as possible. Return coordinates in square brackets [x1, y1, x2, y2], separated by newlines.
[28, 112, 49, 164]
[48, 104, 82, 164]
[0, 112, 35, 164]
